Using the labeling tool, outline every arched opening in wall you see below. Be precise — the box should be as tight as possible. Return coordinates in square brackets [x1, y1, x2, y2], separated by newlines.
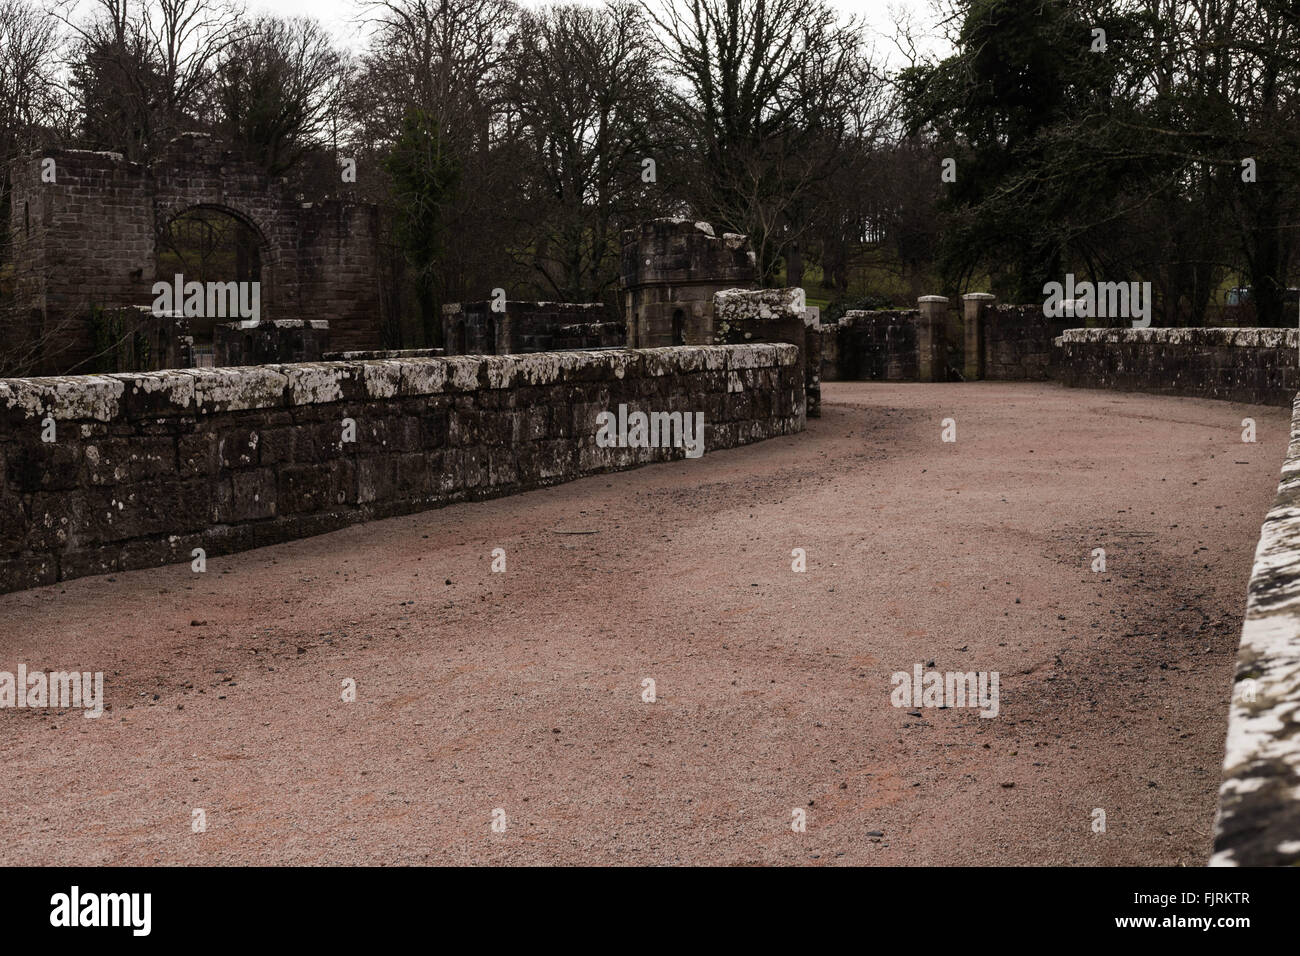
[157, 206, 267, 366]
[456, 320, 467, 355]
[672, 309, 685, 346]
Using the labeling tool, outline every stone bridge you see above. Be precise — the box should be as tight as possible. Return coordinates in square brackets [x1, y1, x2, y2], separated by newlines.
[2, 281, 1299, 864]
[0, 377, 1289, 865]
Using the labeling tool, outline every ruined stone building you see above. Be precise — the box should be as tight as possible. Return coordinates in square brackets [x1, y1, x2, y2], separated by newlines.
[619, 218, 758, 347]
[440, 219, 759, 358]
[2, 133, 382, 374]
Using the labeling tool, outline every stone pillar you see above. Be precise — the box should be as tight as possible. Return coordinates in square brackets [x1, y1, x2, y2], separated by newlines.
[802, 309, 822, 420]
[962, 293, 996, 381]
[917, 295, 949, 382]
[713, 287, 822, 416]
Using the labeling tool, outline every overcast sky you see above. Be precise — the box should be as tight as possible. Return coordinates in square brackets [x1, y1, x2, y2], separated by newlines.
[242, 0, 951, 61]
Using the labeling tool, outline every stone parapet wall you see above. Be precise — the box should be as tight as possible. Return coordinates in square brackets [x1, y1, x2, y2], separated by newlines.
[835, 310, 920, 381]
[1057, 327, 1300, 405]
[983, 305, 1073, 380]
[84, 307, 193, 374]
[548, 322, 626, 351]
[816, 321, 841, 382]
[0, 345, 803, 594]
[1213, 391, 1300, 865]
[830, 298, 1060, 384]
[323, 348, 445, 361]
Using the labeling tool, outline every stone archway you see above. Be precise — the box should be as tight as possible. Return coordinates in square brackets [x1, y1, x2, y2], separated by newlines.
[155, 203, 274, 361]
[156, 203, 270, 285]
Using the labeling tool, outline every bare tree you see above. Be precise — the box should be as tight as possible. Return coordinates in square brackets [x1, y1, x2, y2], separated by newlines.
[61, 0, 251, 159]
[354, 0, 515, 154]
[1, 0, 67, 342]
[205, 15, 344, 176]
[350, 0, 522, 319]
[643, 0, 884, 283]
[505, 1, 666, 303]
[0, 0, 64, 162]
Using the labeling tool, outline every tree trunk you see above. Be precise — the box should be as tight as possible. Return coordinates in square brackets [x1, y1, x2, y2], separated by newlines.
[787, 240, 804, 289]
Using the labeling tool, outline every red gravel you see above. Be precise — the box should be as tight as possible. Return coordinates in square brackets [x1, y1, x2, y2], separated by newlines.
[0, 381, 1287, 865]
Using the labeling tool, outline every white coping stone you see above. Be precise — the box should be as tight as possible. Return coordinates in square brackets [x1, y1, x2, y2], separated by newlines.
[361, 361, 403, 399]
[112, 369, 196, 410]
[284, 364, 348, 406]
[714, 288, 808, 325]
[1060, 327, 1300, 348]
[199, 365, 290, 411]
[482, 355, 519, 390]
[219, 319, 329, 330]
[0, 345, 795, 419]
[443, 356, 483, 391]
[0, 375, 125, 421]
[1212, 390, 1300, 865]
[513, 353, 565, 387]
[399, 360, 449, 397]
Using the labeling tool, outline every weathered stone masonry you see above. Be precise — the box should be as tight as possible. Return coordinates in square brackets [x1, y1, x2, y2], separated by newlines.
[441, 301, 624, 356]
[1213, 390, 1300, 865]
[4, 133, 382, 373]
[0, 344, 803, 594]
[964, 298, 1072, 381]
[214, 319, 330, 367]
[713, 287, 823, 417]
[1058, 328, 1300, 406]
[819, 298, 1299, 401]
[621, 219, 757, 348]
[830, 309, 921, 381]
[822, 297, 1068, 384]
